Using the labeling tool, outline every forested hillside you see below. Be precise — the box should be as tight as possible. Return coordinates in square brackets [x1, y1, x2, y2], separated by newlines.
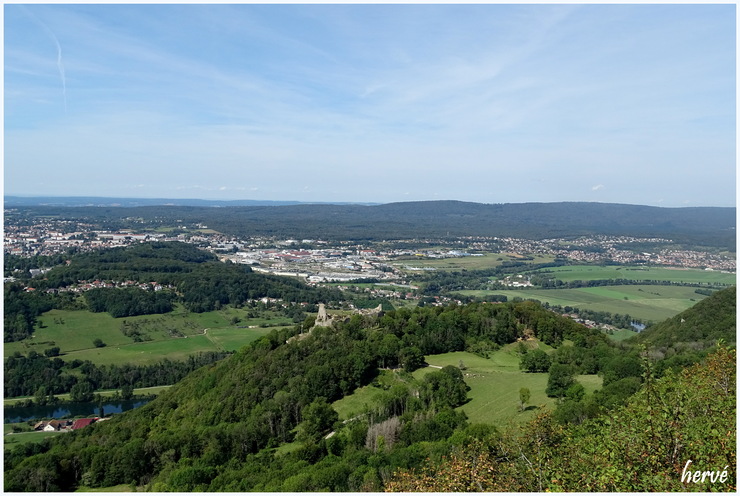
[8, 200, 736, 248]
[631, 285, 736, 350]
[387, 346, 736, 492]
[4, 293, 735, 491]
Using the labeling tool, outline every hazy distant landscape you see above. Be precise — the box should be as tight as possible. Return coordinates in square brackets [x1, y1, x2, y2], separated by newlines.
[4, 197, 736, 491]
[4, 3, 735, 493]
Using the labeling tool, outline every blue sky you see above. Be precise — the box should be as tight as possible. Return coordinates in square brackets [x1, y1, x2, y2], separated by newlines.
[4, 3, 736, 206]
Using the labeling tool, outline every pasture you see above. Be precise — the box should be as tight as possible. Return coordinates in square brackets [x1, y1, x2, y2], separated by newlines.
[4, 305, 292, 366]
[414, 350, 601, 425]
[458, 285, 711, 323]
[3, 430, 67, 449]
[532, 265, 735, 285]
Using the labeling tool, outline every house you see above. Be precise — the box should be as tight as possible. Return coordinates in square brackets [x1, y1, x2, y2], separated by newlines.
[71, 418, 96, 430]
[33, 420, 65, 431]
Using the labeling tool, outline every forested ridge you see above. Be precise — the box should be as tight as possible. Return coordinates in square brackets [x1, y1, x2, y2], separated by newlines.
[8, 200, 736, 248]
[4, 289, 735, 491]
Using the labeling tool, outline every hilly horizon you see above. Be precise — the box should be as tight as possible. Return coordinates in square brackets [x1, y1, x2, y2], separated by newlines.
[3, 195, 734, 209]
[7, 197, 734, 250]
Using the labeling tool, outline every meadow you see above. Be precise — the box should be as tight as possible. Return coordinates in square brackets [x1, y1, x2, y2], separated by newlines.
[333, 342, 602, 427]
[4, 305, 287, 366]
[3, 429, 66, 449]
[458, 284, 711, 323]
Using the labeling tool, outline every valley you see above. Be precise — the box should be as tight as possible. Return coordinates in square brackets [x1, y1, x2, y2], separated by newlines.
[3, 200, 736, 492]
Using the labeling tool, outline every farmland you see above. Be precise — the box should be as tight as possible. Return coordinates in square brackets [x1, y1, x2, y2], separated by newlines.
[392, 252, 556, 273]
[457, 284, 712, 323]
[529, 264, 735, 285]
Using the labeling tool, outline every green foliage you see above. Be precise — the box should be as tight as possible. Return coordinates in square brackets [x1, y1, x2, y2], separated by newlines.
[420, 365, 469, 409]
[519, 348, 552, 373]
[21, 241, 345, 315]
[518, 387, 530, 411]
[399, 346, 425, 372]
[4, 350, 229, 398]
[298, 398, 339, 443]
[69, 381, 95, 402]
[4, 283, 54, 342]
[85, 287, 173, 317]
[546, 363, 577, 398]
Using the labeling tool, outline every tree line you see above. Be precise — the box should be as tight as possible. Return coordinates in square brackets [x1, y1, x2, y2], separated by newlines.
[4, 351, 230, 400]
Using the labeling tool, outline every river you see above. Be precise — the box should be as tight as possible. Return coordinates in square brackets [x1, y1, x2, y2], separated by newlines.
[4, 399, 150, 423]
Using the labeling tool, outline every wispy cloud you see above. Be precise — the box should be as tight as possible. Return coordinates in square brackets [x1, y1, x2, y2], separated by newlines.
[19, 5, 67, 112]
[4, 4, 735, 206]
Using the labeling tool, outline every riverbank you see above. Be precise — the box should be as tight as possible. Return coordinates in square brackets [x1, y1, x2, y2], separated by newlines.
[5, 396, 154, 424]
[3, 384, 172, 407]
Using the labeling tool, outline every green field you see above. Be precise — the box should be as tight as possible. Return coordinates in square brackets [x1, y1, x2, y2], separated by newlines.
[414, 350, 601, 425]
[333, 345, 601, 427]
[392, 252, 556, 272]
[458, 285, 711, 323]
[332, 370, 401, 420]
[4, 430, 67, 449]
[533, 265, 735, 285]
[606, 328, 640, 342]
[4, 305, 291, 365]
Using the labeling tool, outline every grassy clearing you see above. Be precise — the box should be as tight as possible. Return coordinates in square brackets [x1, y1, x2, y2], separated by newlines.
[4, 423, 32, 435]
[332, 370, 416, 420]
[607, 329, 640, 342]
[205, 327, 277, 352]
[334, 346, 601, 427]
[76, 484, 135, 492]
[418, 350, 601, 425]
[533, 265, 735, 285]
[458, 285, 710, 322]
[3, 430, 67, 449]
[60, 334, 215, 366]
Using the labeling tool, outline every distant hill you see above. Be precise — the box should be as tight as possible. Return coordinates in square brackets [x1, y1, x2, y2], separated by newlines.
[630, 285, 736, 350]
[7, 199, 735, 249]
[4, 196, 378, 207]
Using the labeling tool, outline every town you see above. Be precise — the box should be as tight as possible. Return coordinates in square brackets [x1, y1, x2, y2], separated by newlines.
[4, 210, 736, 286]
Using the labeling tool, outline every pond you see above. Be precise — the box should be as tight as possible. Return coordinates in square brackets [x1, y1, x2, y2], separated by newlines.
[4, 399, 150, 424]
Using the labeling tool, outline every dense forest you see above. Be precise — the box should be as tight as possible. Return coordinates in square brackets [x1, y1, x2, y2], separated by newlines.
[4, 288, 735, 491]
[6, 200, 736, 248]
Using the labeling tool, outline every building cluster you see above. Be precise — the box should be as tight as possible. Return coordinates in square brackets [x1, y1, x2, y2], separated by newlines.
[4, 212, 735, 281]
[32, 417, 107, 432]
